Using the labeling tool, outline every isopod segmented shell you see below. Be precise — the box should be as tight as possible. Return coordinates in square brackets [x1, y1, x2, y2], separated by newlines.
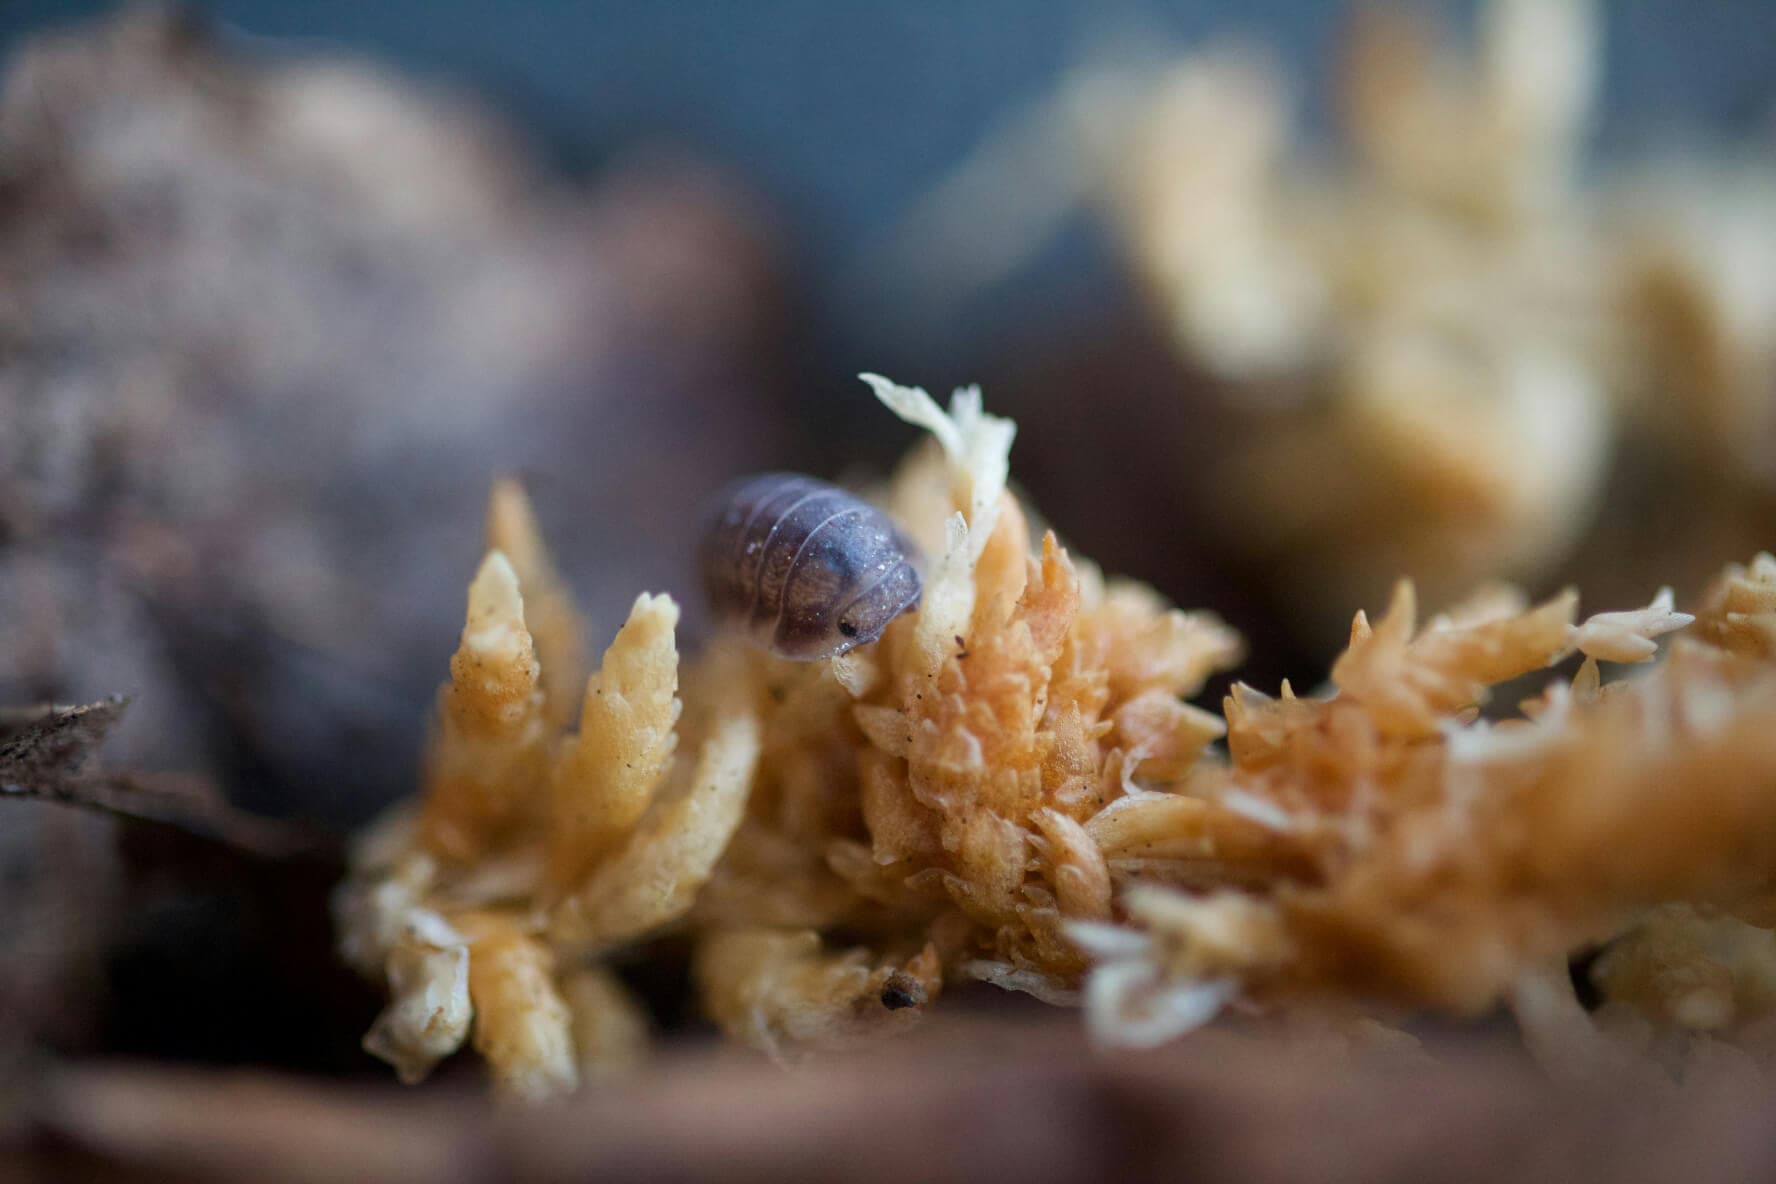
[699, 473, 922, 661]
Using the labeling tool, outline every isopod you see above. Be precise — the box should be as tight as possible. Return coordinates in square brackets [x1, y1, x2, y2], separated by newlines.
[699, 473, 922, 661]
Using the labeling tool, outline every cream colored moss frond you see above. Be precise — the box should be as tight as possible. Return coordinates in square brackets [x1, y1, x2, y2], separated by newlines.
[548, 592, 682, 888]
[1093, 582, 1244, 702]
[1112, 691, 1224, 780]
[457, 911, 577, 1101]
[1032, 808, 1111, 919]
[548, 699, 761, 955]
[696, 929, 940, 1057]
[359, 909, 471, 1085]
[560, 965, 650, 1079]
[861, 372, 1016, 667]
[486, 479, 587, 731]
[1573, 587, 1692, 663]
[1068, 916, 1239, 1050]
[1331, 581, 1577, 738]
[1697, 553, 1776, 659]
[1086, 788, 1306, 880]
[860, 373, 1015, 525]
[419, 550, 547, 860]
[332, 830, 433, 980]
[1073, 890, 1290, 1049]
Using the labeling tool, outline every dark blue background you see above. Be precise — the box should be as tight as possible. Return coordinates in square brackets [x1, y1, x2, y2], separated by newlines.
[3, 1, 1770, 365]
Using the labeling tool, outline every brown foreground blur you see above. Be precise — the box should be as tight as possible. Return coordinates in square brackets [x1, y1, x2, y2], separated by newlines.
[14, 1020, 1776, 1184]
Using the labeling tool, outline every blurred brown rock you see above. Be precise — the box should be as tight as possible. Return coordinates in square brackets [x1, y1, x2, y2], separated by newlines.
[0, 3, 798, 827]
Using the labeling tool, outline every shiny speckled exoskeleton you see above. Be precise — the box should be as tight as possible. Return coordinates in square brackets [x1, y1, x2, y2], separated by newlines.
[699, 473, 922, 660]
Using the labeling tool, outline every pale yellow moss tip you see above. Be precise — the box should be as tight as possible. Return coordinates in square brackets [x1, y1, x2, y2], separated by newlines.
[470, 549, 522, 611]
[464, 550, 526, 650]
[627, 591, 681, 629]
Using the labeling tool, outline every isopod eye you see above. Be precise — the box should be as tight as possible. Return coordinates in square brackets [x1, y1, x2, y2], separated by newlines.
[837, 620, 859, 639]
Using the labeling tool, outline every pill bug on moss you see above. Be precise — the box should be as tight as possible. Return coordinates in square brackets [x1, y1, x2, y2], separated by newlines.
[699, 473, 922, 661]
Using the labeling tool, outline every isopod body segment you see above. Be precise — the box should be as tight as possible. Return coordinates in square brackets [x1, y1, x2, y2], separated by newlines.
[699, 473, 922, 661]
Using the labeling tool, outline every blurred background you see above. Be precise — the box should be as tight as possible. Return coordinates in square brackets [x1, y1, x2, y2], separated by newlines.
[2, 0, 1776, 1082]
[3, 1, 1770, 352]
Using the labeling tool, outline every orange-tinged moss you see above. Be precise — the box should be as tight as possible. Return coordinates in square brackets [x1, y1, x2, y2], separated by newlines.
[343, 373, 1776, 1094]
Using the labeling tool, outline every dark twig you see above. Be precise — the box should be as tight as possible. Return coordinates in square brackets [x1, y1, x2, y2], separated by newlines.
[0, 698, 335, 859]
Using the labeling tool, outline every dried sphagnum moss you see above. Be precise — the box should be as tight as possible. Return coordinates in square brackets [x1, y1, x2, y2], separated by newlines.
[1074, 0, 1776, 645]
[340, 377, 1776, 1095]
[1077, 568, 1776, 1076]
[335, 536, 758, 1094]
